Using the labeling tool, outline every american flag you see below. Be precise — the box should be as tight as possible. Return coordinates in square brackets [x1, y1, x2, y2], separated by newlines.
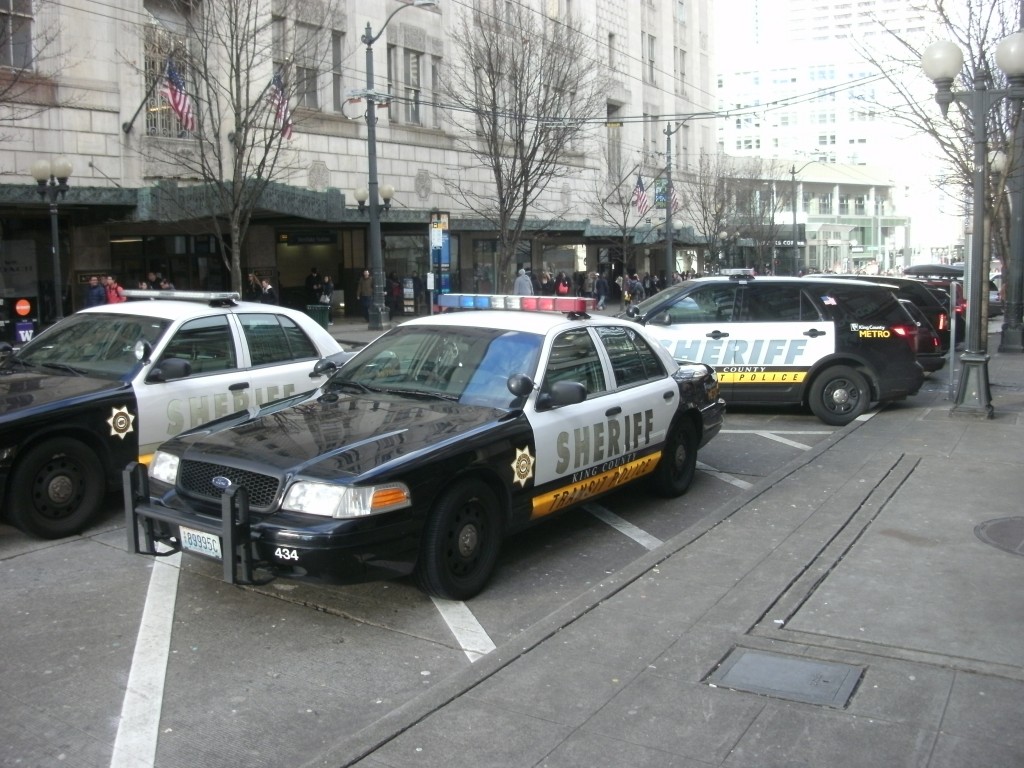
[632, 174, 651, 215]
[269, 72, 295, 140]
[161, 57, 195, 132]
[669, 184, 681, 213]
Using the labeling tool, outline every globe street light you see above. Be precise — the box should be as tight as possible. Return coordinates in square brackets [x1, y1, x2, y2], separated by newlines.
[30, 156, 73, 323]
[358, 0, 438, 330]
[922, 33, 1024, 418]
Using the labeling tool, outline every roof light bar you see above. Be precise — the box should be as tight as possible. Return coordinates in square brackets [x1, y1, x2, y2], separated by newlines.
[123, 290, 241, 302]
[437, 293, 596, 314]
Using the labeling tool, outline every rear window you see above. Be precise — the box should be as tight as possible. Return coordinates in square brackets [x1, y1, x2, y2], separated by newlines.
[815, 284, 908, 326]
[239, 313, 319, 365]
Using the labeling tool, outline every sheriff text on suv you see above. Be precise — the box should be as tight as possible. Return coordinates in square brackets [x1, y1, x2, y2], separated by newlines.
[621, 274, 924, 425]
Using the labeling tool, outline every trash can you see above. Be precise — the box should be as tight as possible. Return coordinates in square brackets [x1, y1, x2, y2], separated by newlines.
[306, 303, 330, 329]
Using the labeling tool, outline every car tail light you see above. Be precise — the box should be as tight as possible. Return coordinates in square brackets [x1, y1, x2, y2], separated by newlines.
[935, 311, 949, 331]
[890, 324, 918, 353]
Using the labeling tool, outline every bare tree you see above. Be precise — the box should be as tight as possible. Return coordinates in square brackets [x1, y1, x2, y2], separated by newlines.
[0, 0, 69, 141]
[588, 140, 661, 280]
[128, 0, 336, 292]
[729, 157, 790, 273]
[680, 151, 747, 273]
[852, 0, 1018, 273]
[441, 0, 610, 291]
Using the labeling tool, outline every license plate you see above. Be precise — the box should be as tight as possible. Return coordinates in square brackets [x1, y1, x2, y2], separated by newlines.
[179, 525, 223, 560]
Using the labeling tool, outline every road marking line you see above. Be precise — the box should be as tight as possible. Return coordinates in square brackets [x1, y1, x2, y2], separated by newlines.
[586, 504, 663, 550]
[753, 431, 813, 450]
[431, 597, 496, 662]
[696, 462, 754, 489]
[110, 552, 180, 768]
[721, 429, 832, 435]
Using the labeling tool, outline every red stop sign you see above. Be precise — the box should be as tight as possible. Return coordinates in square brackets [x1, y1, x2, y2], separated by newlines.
[15, 299, 31, 316]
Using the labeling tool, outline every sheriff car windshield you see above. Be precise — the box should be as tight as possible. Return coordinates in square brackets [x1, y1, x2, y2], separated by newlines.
[330, 325, 543, 409]
[7, 312, 171, 380]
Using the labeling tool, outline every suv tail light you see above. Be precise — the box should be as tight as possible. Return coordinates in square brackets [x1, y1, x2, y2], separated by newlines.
[935, 311, 949, 331]
[890, 324, 919, 353]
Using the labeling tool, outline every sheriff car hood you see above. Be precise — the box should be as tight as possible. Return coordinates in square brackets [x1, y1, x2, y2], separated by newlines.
[0, 371, 129, 421]
[168, 391, 512, 479]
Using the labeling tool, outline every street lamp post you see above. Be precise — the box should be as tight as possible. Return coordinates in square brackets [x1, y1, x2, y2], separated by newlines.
[30, 157, 73, 324]
[922, 34, 1024, 418]
[359, 0, 438, 330]
[663, 121, 687, 282]
[790, 160, 819, 276]
[997, 32, 1024, 352]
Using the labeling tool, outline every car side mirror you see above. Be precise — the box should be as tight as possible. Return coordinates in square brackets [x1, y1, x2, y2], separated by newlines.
[652, 311, 672, 326]
[535, 380, 587, 410]
[312, 358, 338, 377]
[625, 305, 640, 318]
[147, 357, 192, 383]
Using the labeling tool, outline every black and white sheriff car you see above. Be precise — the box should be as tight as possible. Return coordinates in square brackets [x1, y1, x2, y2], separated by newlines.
[126, 294, 725, 600]
[0, 292, 346, 538]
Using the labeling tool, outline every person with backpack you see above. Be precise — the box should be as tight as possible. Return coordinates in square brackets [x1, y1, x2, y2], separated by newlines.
[627, 272, 645, 308]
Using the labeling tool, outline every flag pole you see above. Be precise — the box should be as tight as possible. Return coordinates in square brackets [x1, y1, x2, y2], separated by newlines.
[122, 74, 163, 135]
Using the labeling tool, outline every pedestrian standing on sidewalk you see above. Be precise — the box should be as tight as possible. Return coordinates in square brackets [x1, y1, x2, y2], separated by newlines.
[595, 272, 609, 310]
[84, 276, 107, 307]
[357, 269, 374, 322]
[513, 268, 534, 295]
[260, 278, 277, 304]
[320, 275, 334, 325]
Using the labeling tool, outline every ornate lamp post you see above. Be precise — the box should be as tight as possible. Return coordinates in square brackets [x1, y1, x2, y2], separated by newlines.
[30, 157, 73, 323]
[922, 34, 1024, 418]
[357, 0, 438, 330]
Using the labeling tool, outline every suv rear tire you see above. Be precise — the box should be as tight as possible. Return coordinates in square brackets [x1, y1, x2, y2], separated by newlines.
[808, 365, 869, 426]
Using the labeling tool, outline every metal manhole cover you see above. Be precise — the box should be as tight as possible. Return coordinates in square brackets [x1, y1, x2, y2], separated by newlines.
[706, 648, 862, 708]
[975, 517, 1024, 557]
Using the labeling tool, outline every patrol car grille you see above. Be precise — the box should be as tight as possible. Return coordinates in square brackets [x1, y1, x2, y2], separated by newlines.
[179, 460, 281, 511]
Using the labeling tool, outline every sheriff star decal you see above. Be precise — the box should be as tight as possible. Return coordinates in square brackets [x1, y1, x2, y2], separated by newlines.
[107, 405, 135, 439]
[511, 445, 535, 488]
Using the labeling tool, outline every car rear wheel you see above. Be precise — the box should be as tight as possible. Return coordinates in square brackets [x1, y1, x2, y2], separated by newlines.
[808, 365, 870, 426]
[650, 418, 698, 497]
[8, 438, 105, 539]
[415, 478, 502, 600]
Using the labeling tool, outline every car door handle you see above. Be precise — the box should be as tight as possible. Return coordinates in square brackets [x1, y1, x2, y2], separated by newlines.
[228, 382, 250, 391]
[605, 406, 622, 416]
[706, 330, 729, 339]
[803, 328, 827, 338]
[663, 391, 675, 400]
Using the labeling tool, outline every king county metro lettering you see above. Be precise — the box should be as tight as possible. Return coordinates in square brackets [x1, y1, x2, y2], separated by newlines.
[555, 408, 654, 474]
[666, 338, 807, 366]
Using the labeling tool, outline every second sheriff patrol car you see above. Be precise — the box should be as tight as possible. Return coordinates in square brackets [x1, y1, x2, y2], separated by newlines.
[0, 292, 347, 539]
[126, 295, 725, 600]
[622, 273, 925, 425]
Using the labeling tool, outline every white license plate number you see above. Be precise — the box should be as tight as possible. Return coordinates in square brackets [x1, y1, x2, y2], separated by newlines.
[179, 525, 223, 560]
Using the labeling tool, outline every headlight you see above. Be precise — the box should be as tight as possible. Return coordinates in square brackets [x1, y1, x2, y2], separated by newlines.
[149, 451, 180, 484]
[282, 480, 411, 518]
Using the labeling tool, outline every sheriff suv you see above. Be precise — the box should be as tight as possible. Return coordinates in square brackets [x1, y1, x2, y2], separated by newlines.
[621, 274, 924, 425]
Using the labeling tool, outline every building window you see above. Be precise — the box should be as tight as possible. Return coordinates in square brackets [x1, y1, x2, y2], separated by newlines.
[818, 193, 833, 215]
[145, 24, 193, 139]
[674, 47, 686, 94]
[0, 0, 32, 69]
[387, 43, 396, 122]
[608, 33, 617, 70]
[332, 31, 344, 112]
[404, 48, 422, 125]
[432, 55, 442, 128]
[642, 32, 656, 84]
[293, 22, 319, 108]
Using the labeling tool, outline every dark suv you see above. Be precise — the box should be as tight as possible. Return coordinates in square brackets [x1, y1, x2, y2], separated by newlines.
[819, 275, 952, 351]
[620, 274, 924, 425]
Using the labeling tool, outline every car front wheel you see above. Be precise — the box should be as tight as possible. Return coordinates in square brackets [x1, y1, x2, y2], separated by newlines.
[808, 365, 870, 426]
[650, 417, 698, 497]
[415, 478, 502, 600]
[8, 438, 105, 538]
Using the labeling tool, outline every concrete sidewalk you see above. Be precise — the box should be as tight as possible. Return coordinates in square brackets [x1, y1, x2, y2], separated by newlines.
[304, 319, 1024, 768]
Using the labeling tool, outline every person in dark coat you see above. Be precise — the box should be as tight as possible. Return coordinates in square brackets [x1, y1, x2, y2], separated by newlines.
[84, 276, 106, 307]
